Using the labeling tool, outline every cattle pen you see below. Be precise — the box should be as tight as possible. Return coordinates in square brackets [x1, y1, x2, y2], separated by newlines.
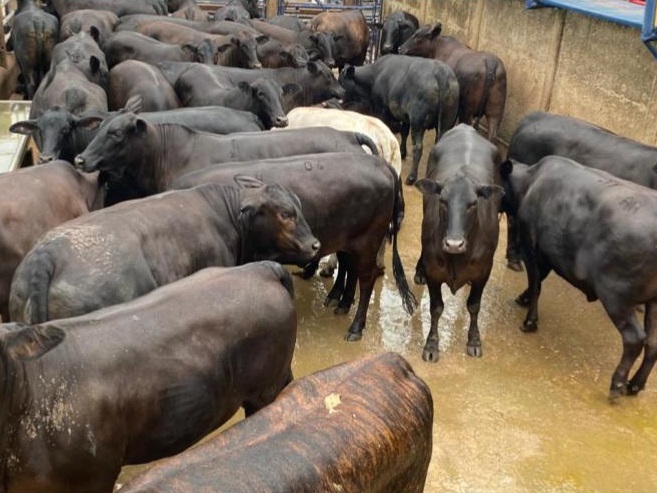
[0, 0, 656, 492]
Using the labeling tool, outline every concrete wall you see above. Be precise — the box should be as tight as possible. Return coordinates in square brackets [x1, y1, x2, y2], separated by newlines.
[383, 0, 657, 146]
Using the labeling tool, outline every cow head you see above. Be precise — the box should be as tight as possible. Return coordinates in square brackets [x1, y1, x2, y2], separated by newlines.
[308, 31, 336, 68]
[228, 31, 263, 69]
[399, 23, 442, 57]
[238, 78, 295, 129]
[74, 112, 148, 175]
[10, 108, 101, 163]
[338, 65, 369, 106]
[191, 39, 219, 65]
[381, 13, 419, 55]
[301, 60, 344, 105]
[234, 175, 320, 267]
[416, 176, 503, 254]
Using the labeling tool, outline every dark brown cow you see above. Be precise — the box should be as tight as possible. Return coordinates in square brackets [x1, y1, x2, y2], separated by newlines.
[414, 124, 504, 361]
[108, 60, 180, 112]
[379, 10, 419, 55]
[118, 352, 433, 493]
[171, 152, 416, 341]
[0, 161, 103, 322]
[256, 38, 309, 68]
[399, 22, 507, 143]
[310, 9, 370, 70]
[9, 0, 59, 98]
[1, 262, 298, 493]
[9, 181, 319, 323]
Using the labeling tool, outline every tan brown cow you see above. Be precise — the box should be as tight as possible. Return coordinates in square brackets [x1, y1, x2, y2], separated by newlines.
[399, 22, 507, 143]
[118, 352, 433, 493]
[310, 9, 369, 70]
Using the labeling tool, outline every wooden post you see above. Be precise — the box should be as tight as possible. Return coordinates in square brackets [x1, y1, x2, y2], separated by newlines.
[265, 0, 278, 18]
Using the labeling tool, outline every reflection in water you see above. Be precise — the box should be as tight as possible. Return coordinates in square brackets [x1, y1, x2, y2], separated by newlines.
[117, 135, 657, 493]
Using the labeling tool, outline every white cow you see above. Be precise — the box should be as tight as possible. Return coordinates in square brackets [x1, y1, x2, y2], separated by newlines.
[277, 106, 402, 276]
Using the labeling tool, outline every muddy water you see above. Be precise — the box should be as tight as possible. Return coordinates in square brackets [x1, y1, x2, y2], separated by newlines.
[117, 134, 657, 492]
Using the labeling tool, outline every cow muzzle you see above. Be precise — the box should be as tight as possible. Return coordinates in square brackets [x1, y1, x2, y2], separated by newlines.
[381, 43, 394, 55]
[443, 237, 467, 254]
[274, 116, 289, 128]
[73, 155, 88, 170]
[38, 153, 55, 164]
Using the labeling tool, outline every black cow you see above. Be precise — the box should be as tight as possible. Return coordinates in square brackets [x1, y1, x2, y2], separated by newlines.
[9, 103, 264, 165]
[1, 262, 298, 493]
[399, 23, 507, 144]
[162, 60, 344, 112]
[59, 9, 118, 46]
[504, 111, 657, 270]
[118, 352, 433, 493]
[30, 57, 108, 118]
[50, 0, 168, 17]
[339, 54, 459, 185]
[171, 153, 416, 341]
[103, 31, 215, 67]
[9, 0, 59, 99]
[108, 60, 180, 112]
[414, 124, 504, 361]
[501, 156, 657, 399]
[73, 114, 377, 195]
[9, 181, 319, 323]
[379, 10, 419, 55]
[0, 161, 102, 322]
[50, 30, 109, 89]
[256, 38, 309, 68]
[266, 14, 307, 32]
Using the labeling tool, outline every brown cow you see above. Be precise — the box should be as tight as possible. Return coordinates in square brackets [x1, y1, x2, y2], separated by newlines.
[399, 22, 507, 143]
[108, 60, 180, 112]
[0, 161, 103, 322]
[1, 262, 298, 493]
[118, 352, 434, 493]
[59, 9, 119, 46]
[310, 9, 370, 70]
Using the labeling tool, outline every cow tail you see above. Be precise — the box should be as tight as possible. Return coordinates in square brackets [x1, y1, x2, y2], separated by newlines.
[476, 57, 497, 120]
[355, 132, 379, 156]
[23, 250, 55, 324]
[389, 167, 417, 316]
[264, 260, 295, 299]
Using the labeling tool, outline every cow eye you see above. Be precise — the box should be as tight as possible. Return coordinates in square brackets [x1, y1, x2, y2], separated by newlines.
[280, 209, 296, 220]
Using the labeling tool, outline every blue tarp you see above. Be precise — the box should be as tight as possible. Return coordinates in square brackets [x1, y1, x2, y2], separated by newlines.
[526, 0, 657, 57]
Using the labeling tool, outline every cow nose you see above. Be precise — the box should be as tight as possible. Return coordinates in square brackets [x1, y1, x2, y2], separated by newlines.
[274, 116, 289, 128]
[252, 61, 262, 69]
[381, 43, 393, 54]
[443, 238, 466, 254]
[73, 155, 85, 168]
[311, 240, 321, 253]
[38, 153, 55, 163]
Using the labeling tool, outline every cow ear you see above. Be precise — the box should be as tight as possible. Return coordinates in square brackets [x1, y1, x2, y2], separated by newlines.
[256, 35, 269, 45]
[89, 55, 101, 74]
[343, 65, 355, 79]
[9, 120, 39, 135]
[181, 43, 196, 56]
[75, 115, 105, 131]
[309, 33, 319, 43]
[430, 23, 442, 38]
[234, 174, 266, 189]
[306, 60, 319, 74]
[133, 118, 147, 134]
[123, 94, 143, 114]
[415, 178, 443, 196]
[217, 42, 233, 53]
[477, 184, 504, 199]
[230, 35, 241, 47]
[282, 83, 301, 96]
[3, 325, 65, 360]
[500, 159, 513, 178]
[89, 25, 101, 44]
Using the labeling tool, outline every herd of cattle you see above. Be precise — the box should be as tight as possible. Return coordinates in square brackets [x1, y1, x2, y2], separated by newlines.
[1, 0, 657, 490]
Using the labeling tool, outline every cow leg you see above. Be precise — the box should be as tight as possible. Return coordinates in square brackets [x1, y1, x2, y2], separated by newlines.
[515, 262, 551, 307]
[423, 277, 444, 362]
[520, 247, 543, 332]
[628, 301, 657, 395]
[602, 302, 646, 400]
[336, 253, 358, 315]
[296, 258, 319, 279]
[505, 213, 523, 271]
[400, 122, 410, 161]
[319, 253, 338, 277]
[466, 279, 488, 357]
[414, 253, 426, 285]
[405, 126, 424, 185]
[345, 256, 379, 341]
[324, 253, 348, 308]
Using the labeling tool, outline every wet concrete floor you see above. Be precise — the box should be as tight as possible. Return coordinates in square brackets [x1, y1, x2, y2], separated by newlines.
[118, 132, 657, 492]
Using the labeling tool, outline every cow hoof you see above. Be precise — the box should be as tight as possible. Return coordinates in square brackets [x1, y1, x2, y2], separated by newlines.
[467, 345, 483, 358]
[405, 175, 417, 186]
[422, 347, 439, 363]
[521, 321, 538, 333]
[344, 331, 362, 342]
[608, 382, 628, 402]
[507, 259, 523, 272]
[318, 267, 335, 278]
[626, 379, 643, 396]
